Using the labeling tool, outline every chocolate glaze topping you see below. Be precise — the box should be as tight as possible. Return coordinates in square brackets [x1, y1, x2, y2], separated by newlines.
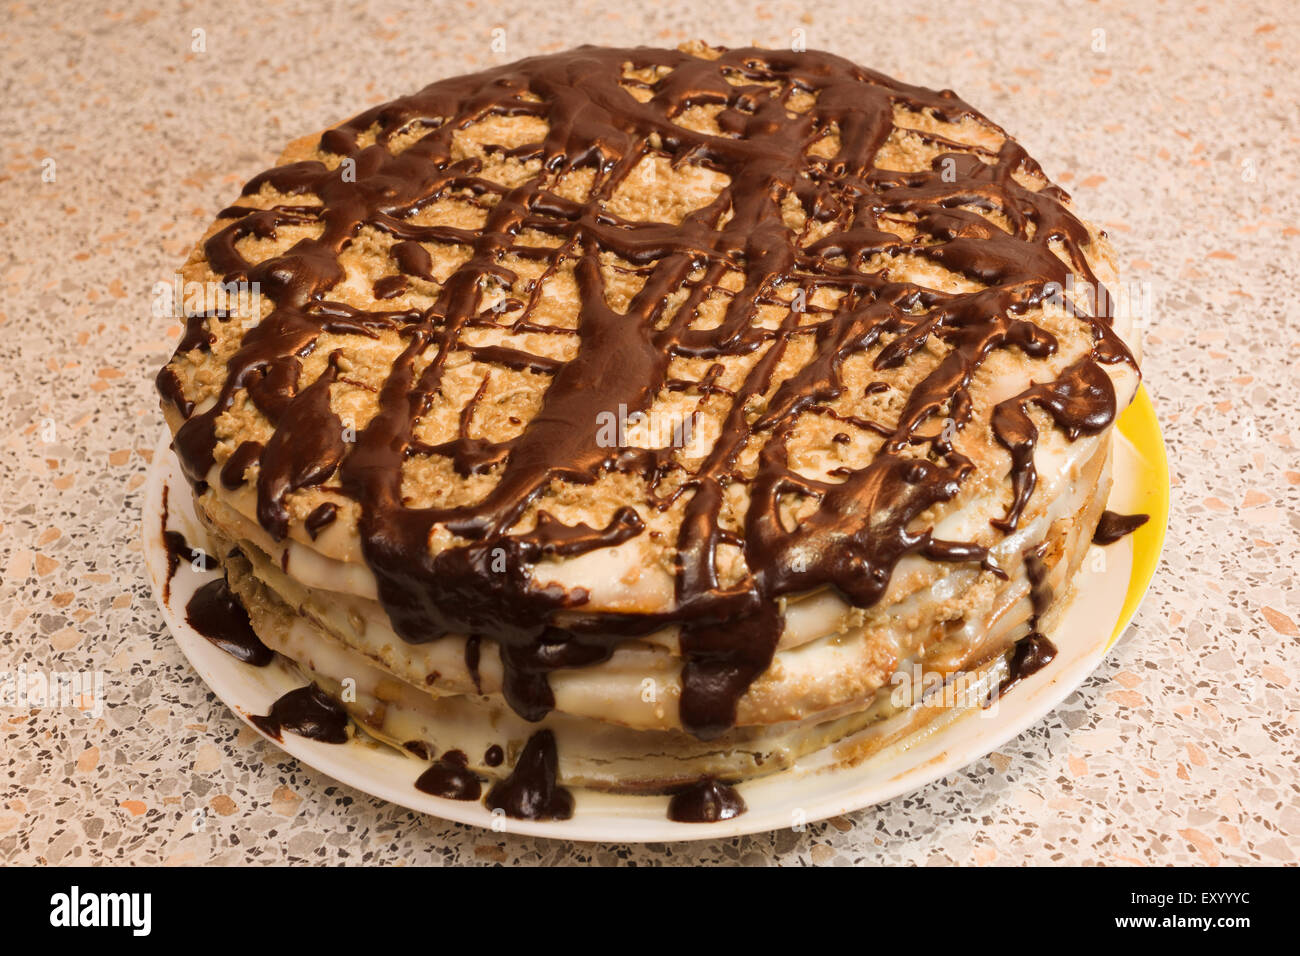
[483, 729, 573, 820]
[667, 776, 747, 823]
[249, 683, 350, 743]
[157, 45, 1135, 740]
[185, 577, 275, 666]
[1093, 509, 1148, 545]
[219, 440, 264, 490]
[304, 501, 339, 539]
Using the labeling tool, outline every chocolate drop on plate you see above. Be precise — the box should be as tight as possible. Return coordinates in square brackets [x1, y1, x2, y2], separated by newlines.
[185, 577, 274, 666]
[249, 684, 349, 743]
[482, 729, 573, 820]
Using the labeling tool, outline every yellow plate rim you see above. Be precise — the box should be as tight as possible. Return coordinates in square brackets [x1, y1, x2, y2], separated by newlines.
[1107, 383, 1170, 648]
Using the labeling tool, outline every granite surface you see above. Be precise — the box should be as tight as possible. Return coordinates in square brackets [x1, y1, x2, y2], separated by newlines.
[1, 0, 1296, 866]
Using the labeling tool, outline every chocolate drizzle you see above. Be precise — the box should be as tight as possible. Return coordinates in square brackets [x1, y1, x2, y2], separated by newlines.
[991, 359, 1118, 532]
[994, 632, 1057, 700]
[160, 485, 199, 604]
[156, 367, 194, 419]
[667, 777, 747, 823]
[989, 543, 1057, 704]
[185, 577, 275, 666]
[464, 635, 482, 694]
[249, 684, 350, 743]
[305, 501, 339, 539]
[156, 45, 1136, 739]
[1023, 543, 1052, 622]
[483, 729, 573, 820]
[1093, 510, 1148, 545]
[219, 440, 264, 489]
[162, 528, 190, 603]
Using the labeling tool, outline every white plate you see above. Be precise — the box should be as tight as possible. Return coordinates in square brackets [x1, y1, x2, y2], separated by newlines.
[143, 427, 1152, 842]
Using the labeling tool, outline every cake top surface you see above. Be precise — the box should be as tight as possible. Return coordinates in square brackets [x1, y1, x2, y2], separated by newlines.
[157, 43, 1137, 737]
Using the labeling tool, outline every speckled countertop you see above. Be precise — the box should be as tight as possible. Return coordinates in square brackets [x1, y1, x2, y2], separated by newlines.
[1, 0, 1296, 866]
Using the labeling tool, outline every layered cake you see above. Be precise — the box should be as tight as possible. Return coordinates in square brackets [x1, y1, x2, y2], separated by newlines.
[154, 43, 1141, 816]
